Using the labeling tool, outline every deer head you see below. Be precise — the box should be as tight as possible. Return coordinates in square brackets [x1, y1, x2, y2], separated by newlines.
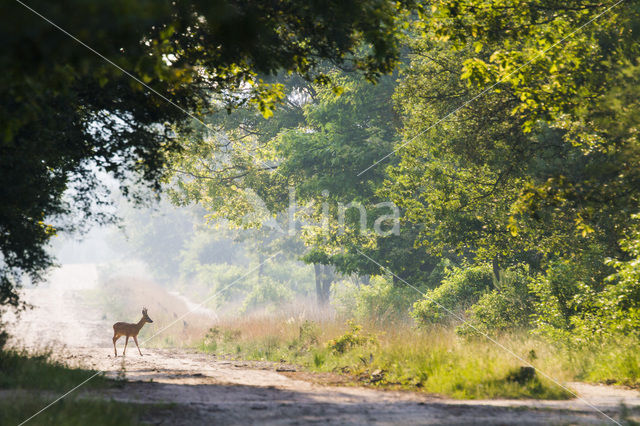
[142, 307, 153, 323]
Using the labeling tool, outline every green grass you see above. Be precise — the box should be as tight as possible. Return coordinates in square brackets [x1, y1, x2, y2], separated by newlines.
[0, 349, 167, 425]
[588, 348, 640, 387]
[200, 316, 640, 396]
[0, 397, 166, 426]
[557, 337, 640, 388]
[0, 349, 111, 391]
[198, 318, 573, 400]
[308, 341, 568, 399]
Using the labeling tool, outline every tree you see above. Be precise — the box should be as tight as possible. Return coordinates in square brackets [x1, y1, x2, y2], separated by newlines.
[169, 68, 441, 305]
[1, 0, 414, 308]
[385, 39, 604, 271]
[420, 0, 640, 243]
[383, 1, 640, 336]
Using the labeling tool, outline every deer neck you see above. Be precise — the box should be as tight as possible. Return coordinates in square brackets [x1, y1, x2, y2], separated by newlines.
[136, 317, 147, 331]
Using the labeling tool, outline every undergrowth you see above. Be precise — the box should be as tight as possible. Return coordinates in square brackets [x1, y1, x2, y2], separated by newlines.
[197, 317, 578, 400]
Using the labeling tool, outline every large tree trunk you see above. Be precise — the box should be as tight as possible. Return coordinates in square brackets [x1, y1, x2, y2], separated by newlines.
[314, 264, 324, 306]
[492, 257, 500, 284]
[321, 264, 334, 304]
[313, 264, 334, 306]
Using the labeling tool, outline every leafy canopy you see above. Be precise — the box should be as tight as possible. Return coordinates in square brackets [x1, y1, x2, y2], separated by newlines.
[0, 0, 414, 308]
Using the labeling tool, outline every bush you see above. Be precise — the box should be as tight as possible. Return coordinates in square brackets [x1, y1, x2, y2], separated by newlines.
[298, 320, 319, 346]
[412, 264, 494, 326]
[533, 218, 640, 349]
[588, 218, 640, 338]
[424, 258, 457, 288]
[332, 275, 418, 323]
[528, 245, 612, 344]
[327, 321, 377, 354]
[457, 265, 533, 336]
[287, 320, 319, 353]
[529, 260, 585, 338]
[241, 277, 294, 313]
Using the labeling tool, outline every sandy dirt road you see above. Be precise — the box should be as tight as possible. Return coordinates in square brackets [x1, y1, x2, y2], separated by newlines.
[7, 264, 640, 425]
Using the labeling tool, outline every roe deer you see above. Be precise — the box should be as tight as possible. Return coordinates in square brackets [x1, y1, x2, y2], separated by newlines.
[112, 307, 153, 356]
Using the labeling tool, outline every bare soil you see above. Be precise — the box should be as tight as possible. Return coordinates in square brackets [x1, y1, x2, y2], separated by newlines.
[6, 264, 640, 425]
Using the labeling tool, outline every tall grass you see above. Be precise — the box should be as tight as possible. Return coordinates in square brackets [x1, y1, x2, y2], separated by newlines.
[550, 336, 640, 387]
[197, 314, 575, 399]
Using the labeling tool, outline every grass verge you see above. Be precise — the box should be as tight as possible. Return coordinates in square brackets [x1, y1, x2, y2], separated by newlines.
[0, 348, 166, 425]
[197, 317, 574, 400]
[0, 396, 168, 426]
[0, 348, 111, 391]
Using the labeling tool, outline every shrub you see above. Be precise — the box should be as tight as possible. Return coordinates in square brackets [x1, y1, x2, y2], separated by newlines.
[332, 275, 418, 323]
[457, 265, 533, 336]
[412, 263, 494, 326]
[327, 321, 377, 354]
[298, 320, 319, 346]
[529, 245, 612, 344]
[288, 320, 319, 352]
[590, 217, 640, 338]
[313, 351, 326, 367]
[424, 258, 457, 288]
[534, 217, 640, 349]
[241, 277, 294, 313]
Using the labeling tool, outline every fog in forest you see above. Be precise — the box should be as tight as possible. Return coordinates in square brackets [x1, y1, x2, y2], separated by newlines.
[44, 193, 332, 340]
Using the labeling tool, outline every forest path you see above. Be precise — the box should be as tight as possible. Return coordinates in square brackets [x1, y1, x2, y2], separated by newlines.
[6, 264, 640, 425]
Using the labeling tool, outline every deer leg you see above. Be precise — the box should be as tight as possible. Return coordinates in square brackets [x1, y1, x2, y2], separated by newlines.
[133, 336, 143, 356]
[113, 335, 119, 356]
[123, 336, 129, 356]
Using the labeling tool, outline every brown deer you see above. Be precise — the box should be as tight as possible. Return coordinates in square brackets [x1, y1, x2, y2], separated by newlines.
[112, 308, 153, 356]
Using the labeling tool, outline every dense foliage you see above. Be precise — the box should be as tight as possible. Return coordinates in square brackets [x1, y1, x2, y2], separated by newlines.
[1, 0, 414, 308]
